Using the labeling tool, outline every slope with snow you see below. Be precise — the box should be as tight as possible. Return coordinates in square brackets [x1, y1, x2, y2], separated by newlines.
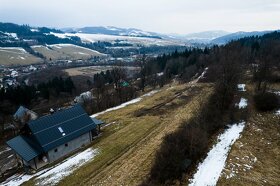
[0, 47, 42, 66]
[31, 44, 106, 61]
[91, 90, 159, 118]
[189, 122, 245, 186]
[50, 32, 186, 46]
[2, 148, 99, 186]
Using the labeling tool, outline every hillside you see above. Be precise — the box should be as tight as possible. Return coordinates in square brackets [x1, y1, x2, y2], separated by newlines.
[210, 30, 278, 45]
[31, 44, 105, 61]
[0, 47, 43, 66]
[61, 26, 162, 39]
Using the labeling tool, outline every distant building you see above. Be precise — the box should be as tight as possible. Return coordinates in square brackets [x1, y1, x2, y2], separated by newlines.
[13, 106, 38, 125]
[74, 91, 93, 104]
[7, 104, 103, 171]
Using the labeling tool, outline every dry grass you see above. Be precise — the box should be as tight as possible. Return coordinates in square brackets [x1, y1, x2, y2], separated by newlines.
[217, 83, 280, 186]
[51, 82, 213, 186]
[64, 66, 139, 77]
[0, 47, 42, 66]
[32, 44, 104, 61]
[64, 66, 113, 76]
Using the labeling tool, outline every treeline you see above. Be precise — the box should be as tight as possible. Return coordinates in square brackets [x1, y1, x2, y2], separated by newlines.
[144, 31, 280, 184]
[0, 77, 75, 106]
[82, 67, 136, 114]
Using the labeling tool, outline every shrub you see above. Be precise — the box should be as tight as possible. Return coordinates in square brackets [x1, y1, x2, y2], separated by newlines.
[254, 92, 279, 111]
[149, 123, 208, 184]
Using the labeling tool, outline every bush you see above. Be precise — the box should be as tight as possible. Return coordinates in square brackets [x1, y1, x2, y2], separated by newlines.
[149, 123, 208, 184]
[254, 92, 279, 111]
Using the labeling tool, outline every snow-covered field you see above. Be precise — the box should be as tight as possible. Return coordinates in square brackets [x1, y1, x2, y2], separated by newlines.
[189, 122, 245, 186]
[50, 32, 185, 46]
[2, 148, 99, 186]
[91, 90, 159, 118]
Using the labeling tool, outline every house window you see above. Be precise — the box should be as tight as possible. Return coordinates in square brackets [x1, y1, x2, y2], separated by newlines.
[54, 148, 58, 152]
[65, 143, 68, 147]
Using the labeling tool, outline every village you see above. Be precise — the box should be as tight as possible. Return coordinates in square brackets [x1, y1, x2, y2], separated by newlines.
[0, 54, 144, 90]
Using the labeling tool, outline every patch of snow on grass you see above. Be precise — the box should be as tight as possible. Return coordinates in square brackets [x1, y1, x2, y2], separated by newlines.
[36, 148, 99, 186]
[91, 90, 159, 118]
[197, 67, 208, 81]
[276, 109, 280, 115]
[2, 148, 98, 186]
[237, 84, 246, 92]
[273, 91, 280, 96]
[236, 98, 248, 109]
[3, 174, 34, 186]
[0, 147, 11, 155]
[189, 122, 245, 186]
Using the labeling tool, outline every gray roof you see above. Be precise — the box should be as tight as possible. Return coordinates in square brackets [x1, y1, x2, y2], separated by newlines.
[91, 118, 104, 125]
[13, 106, 38, 121]
[28, 104, 97, 152]
[6, 135, 42, 162]
[13, 106, 27, 119]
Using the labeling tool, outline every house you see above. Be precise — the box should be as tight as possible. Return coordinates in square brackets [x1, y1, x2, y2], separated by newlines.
[74, 91, 93, 104]
[13, 106, 38, 125]
[6, 104, 103, 171]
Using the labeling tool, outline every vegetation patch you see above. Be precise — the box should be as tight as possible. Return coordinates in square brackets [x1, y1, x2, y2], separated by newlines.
[253, 92, 279, 111]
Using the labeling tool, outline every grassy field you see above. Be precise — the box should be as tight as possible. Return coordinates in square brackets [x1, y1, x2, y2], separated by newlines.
[31, 44, 105, 61]
[0, 47, 43, 66]
[217, 82, 280, 186]
[64, 66, 139, 77]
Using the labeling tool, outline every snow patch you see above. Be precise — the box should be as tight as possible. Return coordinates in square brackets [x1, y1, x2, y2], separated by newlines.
[30, 28, 39, 32]
[2, 148, 98, 186]
[276, 109, 280, 115]
[36, 148, 99, 185]
[237, 84, 246, 92]
[236, 98, 248, 109]
[189, 122, 245, 186]
[197, 67, 208, 81]
[91, 90, 159, 118]
[0, 147, 11, 155]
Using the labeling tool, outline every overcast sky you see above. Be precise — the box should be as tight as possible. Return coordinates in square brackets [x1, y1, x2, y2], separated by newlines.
[1, 0, 280, 34]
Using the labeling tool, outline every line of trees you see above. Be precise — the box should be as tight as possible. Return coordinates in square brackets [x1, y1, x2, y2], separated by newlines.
[0, 76, 75, 106]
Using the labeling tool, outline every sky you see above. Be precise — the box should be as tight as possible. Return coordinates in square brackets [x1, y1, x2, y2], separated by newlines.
[1, 0, 280, 34]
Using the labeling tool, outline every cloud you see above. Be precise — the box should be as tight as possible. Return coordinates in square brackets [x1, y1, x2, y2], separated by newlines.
[0, 0, 279, 34]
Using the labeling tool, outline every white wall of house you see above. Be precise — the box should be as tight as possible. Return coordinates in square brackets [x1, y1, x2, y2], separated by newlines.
[47, 132, 92, 163]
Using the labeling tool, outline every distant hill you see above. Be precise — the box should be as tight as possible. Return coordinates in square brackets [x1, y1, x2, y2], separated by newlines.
[61, 26, 162, 39]
[183, 30, 230, 43]
[0, 22, 80, 47]
[211, 30, 279, 45]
